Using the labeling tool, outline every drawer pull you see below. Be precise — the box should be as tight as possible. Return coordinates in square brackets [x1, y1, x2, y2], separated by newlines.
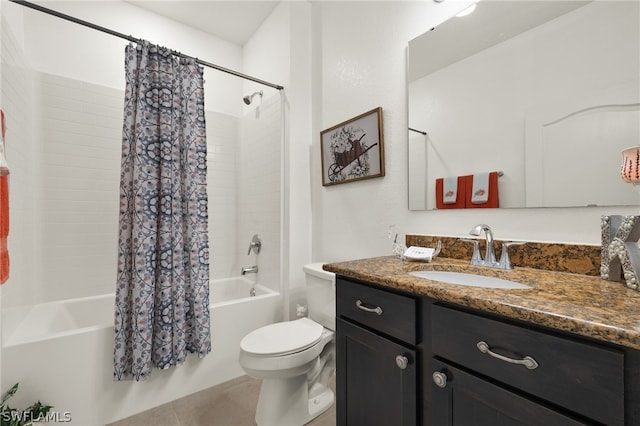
[432, 371, 448, 388]
[476, 341, 539, 370]
[395, 355, 409, 370]
[355, 299, 383, 315]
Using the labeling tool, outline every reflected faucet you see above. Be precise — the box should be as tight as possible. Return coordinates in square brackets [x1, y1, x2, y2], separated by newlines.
[469, 224, 497, 267]
[242, 265, 258, 275]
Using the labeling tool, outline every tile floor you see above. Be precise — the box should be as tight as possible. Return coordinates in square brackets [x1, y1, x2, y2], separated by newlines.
[107, 375, 336, 426]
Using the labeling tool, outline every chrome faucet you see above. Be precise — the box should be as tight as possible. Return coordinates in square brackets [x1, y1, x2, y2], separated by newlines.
[469, 224, 497, 267]
[462, 224, 525, 270]
[241, 265, 258, 275]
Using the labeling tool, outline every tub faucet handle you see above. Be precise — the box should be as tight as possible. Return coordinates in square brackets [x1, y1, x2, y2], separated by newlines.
[247, 234, 262, 255]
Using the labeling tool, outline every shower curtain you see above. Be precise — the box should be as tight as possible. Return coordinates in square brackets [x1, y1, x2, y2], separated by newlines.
[114, 42, 211, 381]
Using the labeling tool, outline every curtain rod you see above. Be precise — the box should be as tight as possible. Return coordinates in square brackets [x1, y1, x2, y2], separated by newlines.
[8, 0, 285, 91]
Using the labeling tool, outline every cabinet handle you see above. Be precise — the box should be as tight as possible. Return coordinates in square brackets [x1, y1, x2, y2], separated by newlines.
[355, 299, 383, 315]
[432, 371, 448, 388]
[395, 355, 409, 370]
[476, 341, 539, 370]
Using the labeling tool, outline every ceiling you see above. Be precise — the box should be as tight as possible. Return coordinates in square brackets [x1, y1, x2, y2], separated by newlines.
[127, 1, 280, 46]
[408, 0, 589, 81]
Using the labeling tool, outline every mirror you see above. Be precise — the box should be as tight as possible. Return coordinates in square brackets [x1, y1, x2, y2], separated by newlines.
[408, 1, 640, 210]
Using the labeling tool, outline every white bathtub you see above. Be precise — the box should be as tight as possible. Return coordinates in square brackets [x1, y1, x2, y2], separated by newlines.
[1, 277, 281, 425]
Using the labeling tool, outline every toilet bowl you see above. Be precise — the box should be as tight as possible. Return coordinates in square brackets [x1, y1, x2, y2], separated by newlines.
[239, 263, 336, 426]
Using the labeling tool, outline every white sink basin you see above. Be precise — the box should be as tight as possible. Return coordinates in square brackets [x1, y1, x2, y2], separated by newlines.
[409, 270, 531, 289]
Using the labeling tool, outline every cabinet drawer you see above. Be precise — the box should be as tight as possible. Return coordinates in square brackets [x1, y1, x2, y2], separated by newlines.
[432, 304, 624, 426]
[337, 277, 417, 345]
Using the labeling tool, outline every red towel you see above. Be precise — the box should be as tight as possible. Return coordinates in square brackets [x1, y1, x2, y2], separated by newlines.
[0, 175, 8, 284]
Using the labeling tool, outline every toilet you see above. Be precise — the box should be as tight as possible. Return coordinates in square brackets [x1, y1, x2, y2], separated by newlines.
[239, 263, 336, 426]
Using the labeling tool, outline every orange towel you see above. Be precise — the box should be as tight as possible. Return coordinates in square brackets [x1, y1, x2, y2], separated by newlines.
[0, 175, 8, 284]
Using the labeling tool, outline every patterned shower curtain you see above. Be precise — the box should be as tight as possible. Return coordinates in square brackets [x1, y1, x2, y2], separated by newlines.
[114, 42, 211, 381]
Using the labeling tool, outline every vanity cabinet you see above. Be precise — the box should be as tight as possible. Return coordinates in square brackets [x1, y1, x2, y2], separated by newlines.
[335, 274, 640, 426]
[336, 277, 420, 426]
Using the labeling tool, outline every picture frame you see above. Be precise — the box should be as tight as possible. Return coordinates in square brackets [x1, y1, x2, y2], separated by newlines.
[320, 107, 385, 186]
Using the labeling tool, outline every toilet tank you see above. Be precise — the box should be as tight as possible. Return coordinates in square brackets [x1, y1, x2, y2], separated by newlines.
[304, 263, 336, 331]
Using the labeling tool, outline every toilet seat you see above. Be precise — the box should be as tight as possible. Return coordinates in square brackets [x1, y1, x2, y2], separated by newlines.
[240, 318, 324, 357]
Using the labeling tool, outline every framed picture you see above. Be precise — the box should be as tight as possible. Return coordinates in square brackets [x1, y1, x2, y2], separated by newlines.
[320, 107, 385, 186]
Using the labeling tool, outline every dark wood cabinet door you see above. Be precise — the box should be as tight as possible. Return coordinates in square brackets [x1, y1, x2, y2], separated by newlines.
[337, 318, 417, 426]
[431, 359, 588, 426]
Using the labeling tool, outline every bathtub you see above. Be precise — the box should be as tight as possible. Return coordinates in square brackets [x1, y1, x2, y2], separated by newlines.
[1, 277, 281, 425]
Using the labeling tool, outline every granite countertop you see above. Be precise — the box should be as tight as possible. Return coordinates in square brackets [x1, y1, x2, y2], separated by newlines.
[324, 256, 640, 350]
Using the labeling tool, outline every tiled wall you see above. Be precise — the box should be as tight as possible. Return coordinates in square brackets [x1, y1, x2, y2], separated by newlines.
[206, 111, 238, 280]
[1, 15, 39, 307]
[2, 24, 279, 306]
[237, 95, 282, 291]
[38, 73, 123, 302]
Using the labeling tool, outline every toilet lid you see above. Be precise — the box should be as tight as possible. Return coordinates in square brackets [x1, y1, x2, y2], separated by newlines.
[240, 318, 324, 356]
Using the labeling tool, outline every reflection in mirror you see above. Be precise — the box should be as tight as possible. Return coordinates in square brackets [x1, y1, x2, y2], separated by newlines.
[408, 128, 428, 210]
[408, 1, 640, 210]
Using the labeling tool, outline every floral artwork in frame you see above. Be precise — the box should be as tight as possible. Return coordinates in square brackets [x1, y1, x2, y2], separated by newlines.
[320, 107, 385, 186]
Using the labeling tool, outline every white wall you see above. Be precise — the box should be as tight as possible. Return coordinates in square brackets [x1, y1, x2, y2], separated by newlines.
[312, 0, 638, 265]
[20, 1, 242, 116]
[241, 3, 290, 311]
[0, 0, 36, 391]
[236, 94, 282, 292]
[243, 2, 315, 319]
[0, 7, 42, 307]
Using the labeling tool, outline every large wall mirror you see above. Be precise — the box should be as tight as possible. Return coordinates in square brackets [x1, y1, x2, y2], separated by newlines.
[408, 1, 640, 210]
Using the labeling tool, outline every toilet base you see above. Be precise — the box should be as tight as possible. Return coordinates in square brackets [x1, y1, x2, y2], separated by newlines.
[307, 386, 334, 421]
[255, 375, 334, 426]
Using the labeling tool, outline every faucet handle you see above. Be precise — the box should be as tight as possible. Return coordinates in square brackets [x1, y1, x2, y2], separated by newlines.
[498, 241, 525, 269]
[459, 238, 482, 266]
[247, 234, 262, 255]
[432, 240, 442, 259]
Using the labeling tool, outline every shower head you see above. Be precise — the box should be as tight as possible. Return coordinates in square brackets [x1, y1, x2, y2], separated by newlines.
[243, 90, 263, 105]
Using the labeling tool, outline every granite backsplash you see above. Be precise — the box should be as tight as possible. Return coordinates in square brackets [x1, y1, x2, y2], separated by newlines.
[405, 234, 601, 276]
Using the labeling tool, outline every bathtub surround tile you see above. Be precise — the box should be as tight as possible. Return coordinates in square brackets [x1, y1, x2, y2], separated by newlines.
[107, 375, 336, 426]
[1, 66, 258, 305]
[1, 14, 41, 306]
[406, 234, 601, 276]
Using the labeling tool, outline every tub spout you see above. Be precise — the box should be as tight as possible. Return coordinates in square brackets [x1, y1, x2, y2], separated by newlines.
[242, 265, 258, 275]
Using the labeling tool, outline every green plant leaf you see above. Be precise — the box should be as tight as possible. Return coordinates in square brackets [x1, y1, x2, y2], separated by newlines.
[0, 384, 53, 426]
[0, 383, 18, 407]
